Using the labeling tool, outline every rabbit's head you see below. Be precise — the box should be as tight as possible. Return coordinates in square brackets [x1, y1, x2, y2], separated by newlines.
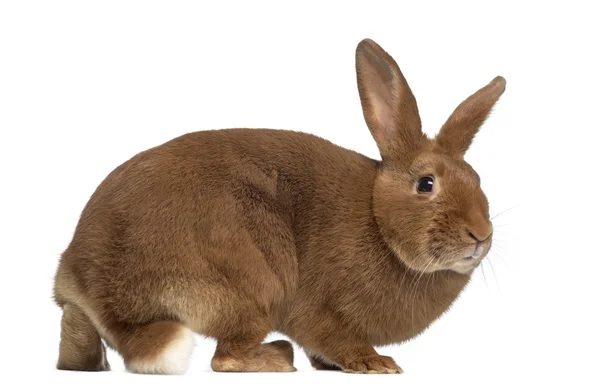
[356, 39, 505, 275]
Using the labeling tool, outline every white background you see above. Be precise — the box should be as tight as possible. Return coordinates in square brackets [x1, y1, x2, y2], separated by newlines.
[1, 1, 598, 390]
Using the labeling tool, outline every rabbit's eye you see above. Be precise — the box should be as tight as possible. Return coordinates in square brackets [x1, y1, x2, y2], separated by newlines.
[417, 177, 434, 193]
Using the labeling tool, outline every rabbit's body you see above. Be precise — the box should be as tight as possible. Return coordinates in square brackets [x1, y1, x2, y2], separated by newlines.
[54, 39, 505, 374]
[55, 129, 468, 372]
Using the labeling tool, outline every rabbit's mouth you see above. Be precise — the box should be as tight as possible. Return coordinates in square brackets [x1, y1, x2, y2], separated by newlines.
[450, 257, 483, 274]
[466, 240, 486, 259]
[448, 239, 491, 274]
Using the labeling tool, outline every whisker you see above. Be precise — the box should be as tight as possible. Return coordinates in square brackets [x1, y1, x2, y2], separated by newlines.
[489, 248, 510, 268]
[480, 261, 489, 290]
[490, 239, 510, 256]
[491, 204, 520, 221]
[486, 256, 500, 293]
[490, 243, 509, 257]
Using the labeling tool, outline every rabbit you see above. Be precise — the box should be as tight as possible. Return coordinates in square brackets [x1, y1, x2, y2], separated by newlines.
[53, 38, 506, 375]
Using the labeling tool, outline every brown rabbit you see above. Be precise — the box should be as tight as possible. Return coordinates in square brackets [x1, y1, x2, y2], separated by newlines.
[53, 38, 505, 374]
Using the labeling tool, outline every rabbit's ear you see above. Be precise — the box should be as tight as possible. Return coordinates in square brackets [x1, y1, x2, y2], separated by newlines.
[356, 39, 424, 162]
[435, 76, 506, 156]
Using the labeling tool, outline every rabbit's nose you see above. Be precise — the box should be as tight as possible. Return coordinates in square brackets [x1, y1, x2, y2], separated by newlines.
[466, 222, 492, 243]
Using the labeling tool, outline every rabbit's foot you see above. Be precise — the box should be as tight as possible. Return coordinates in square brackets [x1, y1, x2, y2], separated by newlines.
[263, 340, 294, 367]
[211, 340, 296, 372]
[343, 355, 403, 374]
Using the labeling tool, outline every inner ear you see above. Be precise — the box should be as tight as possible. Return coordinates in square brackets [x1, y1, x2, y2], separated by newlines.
[356, 42, 400, 141]
[367, 53, 397, 104]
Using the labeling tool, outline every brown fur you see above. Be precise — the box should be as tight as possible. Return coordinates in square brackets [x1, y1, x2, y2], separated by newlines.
[53, 39, 505, 374]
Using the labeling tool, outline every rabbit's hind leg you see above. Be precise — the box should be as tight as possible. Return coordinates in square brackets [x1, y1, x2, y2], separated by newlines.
[57, 303, 110, 371]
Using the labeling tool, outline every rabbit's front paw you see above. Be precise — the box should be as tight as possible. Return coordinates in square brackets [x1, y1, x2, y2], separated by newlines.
[343, 355, 403, 374]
